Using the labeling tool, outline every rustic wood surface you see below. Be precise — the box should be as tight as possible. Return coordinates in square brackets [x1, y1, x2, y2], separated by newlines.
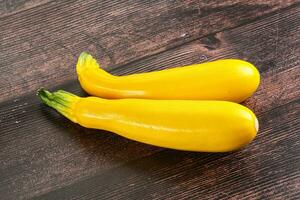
[0, 1, 299, 199]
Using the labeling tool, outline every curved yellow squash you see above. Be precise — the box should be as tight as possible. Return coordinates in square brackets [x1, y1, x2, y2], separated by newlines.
[38, 89, 258, 152]
[77, 52, 260, 102]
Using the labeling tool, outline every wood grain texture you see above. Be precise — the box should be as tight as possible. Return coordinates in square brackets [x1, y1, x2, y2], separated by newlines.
[0, 0, 297, 101]
[0, 1, 299, 199]
[0, 0, 52, 18]
[111, 4, 300, 75]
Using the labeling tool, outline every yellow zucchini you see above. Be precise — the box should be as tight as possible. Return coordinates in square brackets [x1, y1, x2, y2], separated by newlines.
[38, 89, 258, 152]
[76, 52, 260, 102]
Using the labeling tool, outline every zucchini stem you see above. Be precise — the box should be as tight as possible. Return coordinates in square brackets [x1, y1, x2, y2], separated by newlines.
[76, 52, 100, 75]
[37, 88, 79, 123]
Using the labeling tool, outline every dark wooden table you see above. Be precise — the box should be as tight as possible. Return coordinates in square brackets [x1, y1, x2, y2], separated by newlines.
[1, 1, 299, 199]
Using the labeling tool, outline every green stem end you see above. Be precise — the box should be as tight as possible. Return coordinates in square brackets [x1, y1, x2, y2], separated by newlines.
[76, 51, 100, 75]
[37, 88, 79, 123]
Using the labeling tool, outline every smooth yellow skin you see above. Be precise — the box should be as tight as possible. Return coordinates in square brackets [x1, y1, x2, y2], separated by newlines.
[71, 97, 258, 152]
[77, 52, 260, 102]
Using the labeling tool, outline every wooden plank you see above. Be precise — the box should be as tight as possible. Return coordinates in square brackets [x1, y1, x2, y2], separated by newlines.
[0, 63, 299, 200]
[111, 4, 300, 75]
[0, 0, 53, 18]
[0, 0, 297, 102]
[33, 99, 300, 200]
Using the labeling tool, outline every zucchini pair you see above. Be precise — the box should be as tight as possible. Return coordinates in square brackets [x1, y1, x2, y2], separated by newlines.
[38, 52, 260, 152]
